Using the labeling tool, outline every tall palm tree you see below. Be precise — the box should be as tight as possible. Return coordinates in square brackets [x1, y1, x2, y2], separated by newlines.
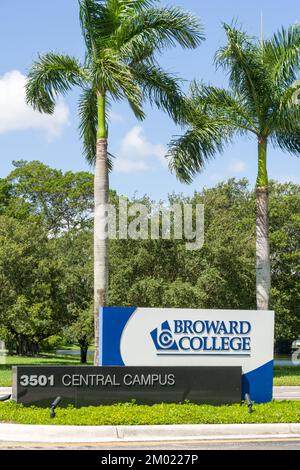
[168, 23, 300, 311]
[26, 0, 204, 364]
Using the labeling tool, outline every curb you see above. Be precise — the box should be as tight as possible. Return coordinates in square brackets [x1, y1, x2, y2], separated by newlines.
[0, 423, 300, 443]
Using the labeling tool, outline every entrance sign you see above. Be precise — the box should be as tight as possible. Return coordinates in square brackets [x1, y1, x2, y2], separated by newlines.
[12, 366, 241, 407]
[99, 308, 275, 403]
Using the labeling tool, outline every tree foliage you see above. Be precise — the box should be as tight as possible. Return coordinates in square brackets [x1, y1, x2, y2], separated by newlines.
[0, 162, 299, 354]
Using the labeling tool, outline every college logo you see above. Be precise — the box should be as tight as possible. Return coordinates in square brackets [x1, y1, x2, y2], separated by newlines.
[150, 319, 252, 356]
[150, 321, 179, 351]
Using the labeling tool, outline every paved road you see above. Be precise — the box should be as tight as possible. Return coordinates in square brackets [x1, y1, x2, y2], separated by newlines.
[0, 438, 300, 450]
[276, 360, 300, 366]
[273, 386, 300, 400]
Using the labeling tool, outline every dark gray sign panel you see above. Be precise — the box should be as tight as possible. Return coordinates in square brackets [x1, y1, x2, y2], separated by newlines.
[12, 366, 241, 407]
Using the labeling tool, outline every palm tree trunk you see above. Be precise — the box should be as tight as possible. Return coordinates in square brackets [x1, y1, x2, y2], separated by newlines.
[256, 137, 270, 310]
[94, 93, 109, 366]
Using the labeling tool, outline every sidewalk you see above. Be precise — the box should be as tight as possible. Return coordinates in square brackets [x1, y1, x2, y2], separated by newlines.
[0, 423, 300, 443]
[273, 386, 300, 400]
[1, 387, 300, 444]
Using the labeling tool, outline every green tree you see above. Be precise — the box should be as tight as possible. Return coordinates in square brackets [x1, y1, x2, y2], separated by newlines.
[25, 0, 204, 364]
[168, 23, 300, 310]
[269, 181, 300, 351]
[1, 165, 298, 353]
[64, 307, 94, 364]
[109, 180, 256, 311]
[58, 229, 94, 363]
[7, 160, 94, 233]
[109, 179, 300, 347]
[0, 216, 67, 355]
[0, 179, 13, 215]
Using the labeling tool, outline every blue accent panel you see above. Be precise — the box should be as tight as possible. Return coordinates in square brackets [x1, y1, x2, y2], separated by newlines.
[101, 307, 136, 366]
[242, 360, 274, 403]
[99, 308, 103, 365]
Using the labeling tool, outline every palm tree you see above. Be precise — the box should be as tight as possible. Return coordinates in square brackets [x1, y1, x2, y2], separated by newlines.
[26, 0, 204, 364]
[168, 23, 300, 311]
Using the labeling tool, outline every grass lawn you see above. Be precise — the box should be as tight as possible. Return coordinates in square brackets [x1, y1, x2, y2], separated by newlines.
[0, 356, 299, 426]
[0, 356, 299, 387]
[0, 354, 92, 387]
[274, 366, 300, 386]
[0, 400, 300, 425]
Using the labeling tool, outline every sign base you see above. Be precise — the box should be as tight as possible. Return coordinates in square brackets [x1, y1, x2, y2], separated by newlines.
[13, 366, 242, 408]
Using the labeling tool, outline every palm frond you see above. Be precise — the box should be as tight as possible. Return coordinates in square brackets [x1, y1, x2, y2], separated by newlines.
[264, 24, 300, 87]
[131, 61, 185, 123]
[168, 22, 300, 185]
[79, 0, 112, 56]
[107, 0, 158, 13]
[215, 23, 272, 122]
[80, 1, 203, 122]
[78, 87, 114, 168]
[168, 114, 234, 183]
[268, 96, 300, 138]
[190, 81, 258, 134]
[79, 0, 157, 55]
[26, 53, 86, 113]
[266, 70, 300, 134]
[92, 54, 145, 119]
[78, 87, 98, 165]
[117, 6, 204, 62]
[272, 128, 300, 155]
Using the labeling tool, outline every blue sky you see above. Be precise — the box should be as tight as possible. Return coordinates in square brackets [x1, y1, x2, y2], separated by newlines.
[0, 0, 299, 200]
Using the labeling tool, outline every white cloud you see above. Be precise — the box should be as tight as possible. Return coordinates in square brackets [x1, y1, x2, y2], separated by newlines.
[114, 126, 167, 173]
[229, 159, 247, 174]
[108, 111, 123, 122]
[114, 159, 150, 173]
[0, 70, 70, 139]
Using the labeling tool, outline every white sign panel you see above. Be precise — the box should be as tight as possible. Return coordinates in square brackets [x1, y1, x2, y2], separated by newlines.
[99, 307, 274, 403]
